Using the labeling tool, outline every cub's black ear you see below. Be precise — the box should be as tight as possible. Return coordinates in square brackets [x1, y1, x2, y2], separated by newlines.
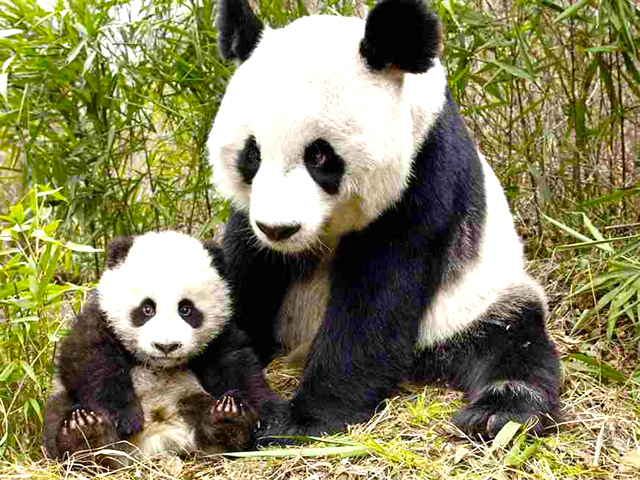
[360, 0, 441, 74]
[105, 236, 135, 269]
[203, 241, 226, 277]
[216, 0, 264, 62]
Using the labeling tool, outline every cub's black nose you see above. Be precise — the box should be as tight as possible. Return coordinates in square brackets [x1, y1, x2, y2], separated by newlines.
[152, 342, 182, 355]
[255, 222, 301, 241]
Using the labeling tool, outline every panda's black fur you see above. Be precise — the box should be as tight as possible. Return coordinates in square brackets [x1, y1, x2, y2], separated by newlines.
[208, 0, 561, 441]
[43, 232, 280, 466]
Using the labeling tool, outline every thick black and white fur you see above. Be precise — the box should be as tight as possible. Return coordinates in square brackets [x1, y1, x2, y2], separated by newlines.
[43, 231, 278, 466]
[208, 0, 561, 441]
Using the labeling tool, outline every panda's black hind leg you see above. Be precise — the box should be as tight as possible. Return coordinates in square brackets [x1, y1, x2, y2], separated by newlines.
[415, 287, 561, 438]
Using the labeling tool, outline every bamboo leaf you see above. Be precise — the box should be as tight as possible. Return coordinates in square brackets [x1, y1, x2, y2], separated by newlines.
[542, 214, 593, 244]
[579, 213, 614, 253]
[490, 421, 522, 452]
[66, 37, 87, 65]
[64, 241, 103, 253]
[553, 0, 590, 23]
[569, 354, 626, 383]
[484, 59, 535, 82]
[224, 445, 368, 459]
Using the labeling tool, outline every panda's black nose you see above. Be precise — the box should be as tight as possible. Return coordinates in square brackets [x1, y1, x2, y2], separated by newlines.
[152, 341, 182, 355]
[256, 222, 301, 241]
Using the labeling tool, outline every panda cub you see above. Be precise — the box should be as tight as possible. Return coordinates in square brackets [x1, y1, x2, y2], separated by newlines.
[43, 231, 277, 466]
[208, 0, 561, 441]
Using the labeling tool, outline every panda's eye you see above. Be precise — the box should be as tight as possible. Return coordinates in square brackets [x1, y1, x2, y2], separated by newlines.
[308, 151, 328, 169]
[304, 139, 345, 195]
[131, 299, 156, 327]
[237, 136, 261, 185]
[178, 300, 193, 318]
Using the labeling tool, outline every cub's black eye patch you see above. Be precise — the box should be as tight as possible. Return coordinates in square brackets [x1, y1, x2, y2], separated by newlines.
[237, 135, 261, 185]
[131, 298, 156, 327]
[179, 299, 203, 328]
[304, 139, 345, 195]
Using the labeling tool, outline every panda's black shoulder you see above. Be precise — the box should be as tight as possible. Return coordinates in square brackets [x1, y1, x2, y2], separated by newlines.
[58, 291, 137, 368]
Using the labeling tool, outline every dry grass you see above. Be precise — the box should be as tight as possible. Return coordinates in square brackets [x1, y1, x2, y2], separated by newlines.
[2, 328, 639, 480]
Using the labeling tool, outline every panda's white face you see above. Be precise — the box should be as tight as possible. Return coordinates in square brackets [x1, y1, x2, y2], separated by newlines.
[208, 15, 447, 254]
[98, 232, 231, 368]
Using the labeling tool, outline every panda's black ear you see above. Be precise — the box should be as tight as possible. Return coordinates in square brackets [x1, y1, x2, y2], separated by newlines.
[105, 236, 135, 269]
[202, 241, 226, 277]
[216, 0, 264, 62]
[359, 0, 441, 74]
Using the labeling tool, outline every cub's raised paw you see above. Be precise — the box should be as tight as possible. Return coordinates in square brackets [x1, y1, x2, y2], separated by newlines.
[56, 409, 115, 455]
[202, 395, 258, 451]
[210, 395, 248, 424]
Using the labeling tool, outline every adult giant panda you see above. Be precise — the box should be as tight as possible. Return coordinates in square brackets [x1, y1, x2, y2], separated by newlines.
[43, 232, 279, 466]
[208, 0, 561, 439]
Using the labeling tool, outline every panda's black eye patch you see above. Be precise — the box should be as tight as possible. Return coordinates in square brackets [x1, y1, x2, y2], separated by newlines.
[304, 139, 345, 195]
[131, 298, 156, 327]
[178, 299, 203, 328]
[237, 135, 261, 185]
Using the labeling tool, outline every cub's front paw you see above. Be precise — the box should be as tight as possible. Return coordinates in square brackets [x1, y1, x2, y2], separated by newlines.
[210, 395, 251, 424]
[201, 394, 258, 451]
[56, 409, 115, 455]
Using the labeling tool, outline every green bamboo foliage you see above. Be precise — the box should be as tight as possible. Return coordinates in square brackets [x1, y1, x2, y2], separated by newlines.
[0, 0, 232, 257]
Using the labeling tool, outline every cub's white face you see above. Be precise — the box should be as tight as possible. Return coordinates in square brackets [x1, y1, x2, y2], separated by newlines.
[98, 232, 231, 368]
[208, 15, 447, 254]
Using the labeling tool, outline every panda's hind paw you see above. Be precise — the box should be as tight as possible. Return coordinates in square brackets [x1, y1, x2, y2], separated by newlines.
[56, 409, 114, 455]
[453, 382, 559, 439]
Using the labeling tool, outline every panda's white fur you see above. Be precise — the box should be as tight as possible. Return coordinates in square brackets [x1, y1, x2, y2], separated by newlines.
[417, 157, 536, 347]
[98, 231, 231, 368]
[210, 0, 560, 440]
[128, 367, 210, 457]
[208, 15, 447, 253]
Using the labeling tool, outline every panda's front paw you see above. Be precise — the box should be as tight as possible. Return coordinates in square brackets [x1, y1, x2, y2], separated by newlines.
[453, 381, 559, 438]
[202, 394, 259, 451]
[56, 409, 116, 455]
[210, 394, 252, 424]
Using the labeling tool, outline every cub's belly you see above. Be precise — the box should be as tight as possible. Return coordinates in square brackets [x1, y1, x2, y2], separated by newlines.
[130, 367, 207, 457]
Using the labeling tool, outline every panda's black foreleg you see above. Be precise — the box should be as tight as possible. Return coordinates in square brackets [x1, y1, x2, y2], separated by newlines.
[258, 237, 429, 443]
[57, 299, 144, 439]
[415, 297, 561, 438]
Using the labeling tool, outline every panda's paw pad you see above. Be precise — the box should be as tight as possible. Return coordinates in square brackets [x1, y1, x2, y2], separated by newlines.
[211, 395, 246, 423]
[57, 409, 109, 453]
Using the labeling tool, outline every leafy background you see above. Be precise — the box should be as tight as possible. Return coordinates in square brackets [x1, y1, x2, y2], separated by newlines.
[0, 0, 638, 478]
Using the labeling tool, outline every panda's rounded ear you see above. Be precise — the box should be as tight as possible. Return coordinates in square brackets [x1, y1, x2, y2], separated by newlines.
[359, 0, 442, 74]
[216, 0, 264, 62]
[105, 236, 134, 269]
[202, 241, 226, 277]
